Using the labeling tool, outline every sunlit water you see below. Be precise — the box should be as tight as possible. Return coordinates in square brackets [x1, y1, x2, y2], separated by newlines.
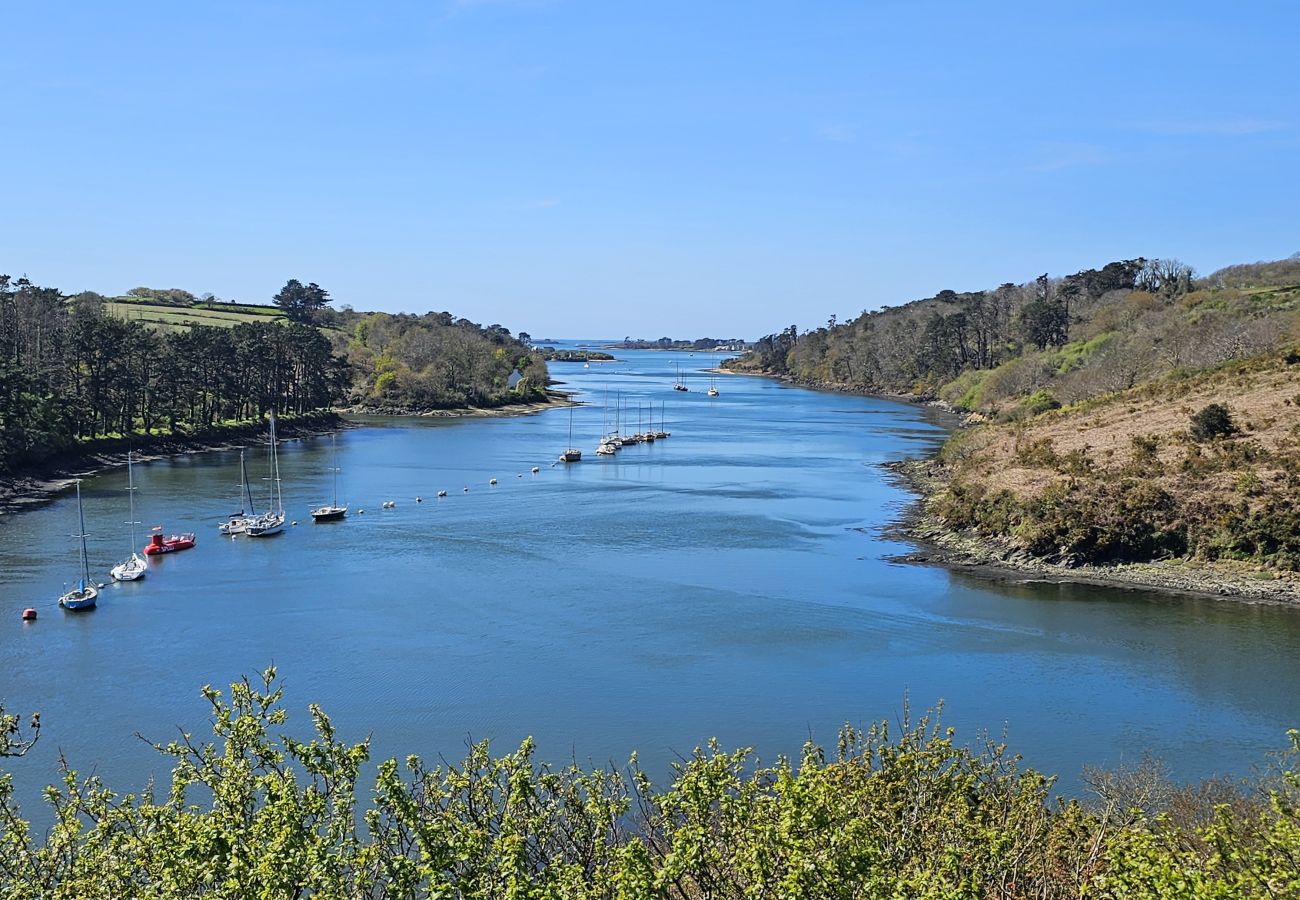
[2, 345, 1298, 817]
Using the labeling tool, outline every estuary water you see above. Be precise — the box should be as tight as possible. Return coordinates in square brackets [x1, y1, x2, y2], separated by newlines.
[1, 346, 1298, 812]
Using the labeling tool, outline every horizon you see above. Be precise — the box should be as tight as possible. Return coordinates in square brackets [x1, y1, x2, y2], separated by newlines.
[4, 1, 1298, 338]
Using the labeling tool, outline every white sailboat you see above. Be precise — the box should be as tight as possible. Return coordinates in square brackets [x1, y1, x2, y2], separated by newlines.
[707, 354, 719, 397]
[311, 433, 347, 521]
[110, 452, 147, 581]
[59, 480, 99, 610]
[219, 449, 259, 534]
[246, 413, 286, 537]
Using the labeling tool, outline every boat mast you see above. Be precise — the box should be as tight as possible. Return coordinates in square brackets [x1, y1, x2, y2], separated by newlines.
[240, 449, 257, 514]
[271, 413, 283, 516]
[126, 451, 139, 554]
[76, 480, 90, 587]
[331, 433, 339, 508]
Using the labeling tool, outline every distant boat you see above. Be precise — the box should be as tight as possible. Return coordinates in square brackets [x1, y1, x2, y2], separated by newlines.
[311, 433, 347, 522]
[559, 405, 582, 462]
[59, 480, 99, 610]
[656, 400, 670, 439]
[246, 413, 286, 537]
[673, 361, 689, 392]
[110, 451, 147, 582]
[218, 449, 258, 534]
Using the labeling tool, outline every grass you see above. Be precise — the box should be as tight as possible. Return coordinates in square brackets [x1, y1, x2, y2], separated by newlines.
[105, 299, 287, 332]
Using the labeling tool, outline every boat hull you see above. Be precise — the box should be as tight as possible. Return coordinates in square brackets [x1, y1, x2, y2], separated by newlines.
[311, 506, 347, 522]
[59, 587, 98, 610]
[110, 554, 148, 582]
[144, 533, 196, 555]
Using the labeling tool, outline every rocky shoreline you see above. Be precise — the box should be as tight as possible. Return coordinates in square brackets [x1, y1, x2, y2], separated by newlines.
[882, 458, 1300, 607]
[0, 412, 347, 517]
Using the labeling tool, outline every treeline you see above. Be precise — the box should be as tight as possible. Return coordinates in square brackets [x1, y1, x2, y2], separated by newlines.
[0, 275, 552, 475]
[733, 255, 1300, 417]
[331, 309, 548, 410]
[1, 672, 1298, 897]
[613, 336, 746, 350]
[0, 277, 345, 473]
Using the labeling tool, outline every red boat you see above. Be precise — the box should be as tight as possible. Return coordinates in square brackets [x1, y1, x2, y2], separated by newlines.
[144, 527, 196, 555]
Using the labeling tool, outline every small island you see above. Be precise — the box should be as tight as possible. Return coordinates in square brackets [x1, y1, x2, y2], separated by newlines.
[534, 347, 616, 362]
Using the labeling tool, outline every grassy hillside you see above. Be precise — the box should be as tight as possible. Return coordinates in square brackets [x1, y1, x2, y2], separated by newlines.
[930, 351, 1300, 574]
[104, 297, 286, 332]
[732, 255, 1300, 576]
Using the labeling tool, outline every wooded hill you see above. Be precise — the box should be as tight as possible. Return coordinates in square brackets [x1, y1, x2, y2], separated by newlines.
[0, 277, 548, 476]
[731, 255, 1300, 572]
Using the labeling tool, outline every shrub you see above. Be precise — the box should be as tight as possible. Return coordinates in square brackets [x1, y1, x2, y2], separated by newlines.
[1189, 403, 1237, 441]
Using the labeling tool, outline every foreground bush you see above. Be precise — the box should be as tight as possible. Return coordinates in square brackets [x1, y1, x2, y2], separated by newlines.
[1, 671, 1297, 897]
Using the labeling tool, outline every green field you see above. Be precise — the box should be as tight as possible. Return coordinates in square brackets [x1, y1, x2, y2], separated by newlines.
[104, 299, 286, 332]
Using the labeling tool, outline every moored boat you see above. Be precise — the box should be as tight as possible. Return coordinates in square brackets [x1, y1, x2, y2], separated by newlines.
[560, 406, 582, 462]
[218, 449, 258, 534]
[144, 528, 196, 555]
[247, 413, 286, 537]
[311, 433, 347, 522]
[110, 451, 148, 582]
[59, 480, 99, 610]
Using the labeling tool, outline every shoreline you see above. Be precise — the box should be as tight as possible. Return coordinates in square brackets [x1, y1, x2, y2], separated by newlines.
[340, 391, 577, 419]
[881, 458, 1300, 607]
[0, 394, 576, 516]
[730, 365, 1300, 605]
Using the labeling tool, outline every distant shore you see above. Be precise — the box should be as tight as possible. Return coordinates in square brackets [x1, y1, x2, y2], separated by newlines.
[340, 391, 576, 419]
[0, 393, 576, 516]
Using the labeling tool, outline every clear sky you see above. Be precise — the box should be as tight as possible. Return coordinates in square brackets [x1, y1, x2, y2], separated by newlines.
[4, 1, 1297, 339]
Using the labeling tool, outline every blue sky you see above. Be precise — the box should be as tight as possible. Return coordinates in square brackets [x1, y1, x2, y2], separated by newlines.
[3, 1, 1297, 338]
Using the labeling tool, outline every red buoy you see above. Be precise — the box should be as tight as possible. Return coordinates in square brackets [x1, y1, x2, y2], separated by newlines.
[21, 608, 37, 621]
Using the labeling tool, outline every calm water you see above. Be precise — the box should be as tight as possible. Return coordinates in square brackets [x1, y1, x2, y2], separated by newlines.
[2, 346, 1298, 814]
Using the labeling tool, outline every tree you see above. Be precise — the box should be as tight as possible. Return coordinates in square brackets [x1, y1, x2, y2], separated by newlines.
[272, 279, 331, 323]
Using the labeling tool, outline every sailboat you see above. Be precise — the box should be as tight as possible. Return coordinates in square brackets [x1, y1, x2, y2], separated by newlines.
[311, 433, 347, 522]
[673, 362, 689, 392]
[707, 354, 719, 397]
[559, 405, 582, 462]
[656, 401, 670, 439]
[110, 452, 147, 581]
[59, 480, 98, 610]
[246, 412, 286, 537]
[218, 449, 259, 534]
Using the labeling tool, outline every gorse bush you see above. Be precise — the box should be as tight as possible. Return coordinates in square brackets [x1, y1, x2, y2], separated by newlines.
[1, 672, 1298, 897]
[1189, 402, 1238, 441]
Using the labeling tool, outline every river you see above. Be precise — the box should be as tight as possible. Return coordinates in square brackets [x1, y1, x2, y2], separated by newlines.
[1, 346, 1298, 815]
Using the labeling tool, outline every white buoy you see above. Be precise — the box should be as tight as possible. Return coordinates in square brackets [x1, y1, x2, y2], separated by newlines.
[358, 508, 365, 513]
[291, 521, 298, 526]
[489, 478, 498, 485]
